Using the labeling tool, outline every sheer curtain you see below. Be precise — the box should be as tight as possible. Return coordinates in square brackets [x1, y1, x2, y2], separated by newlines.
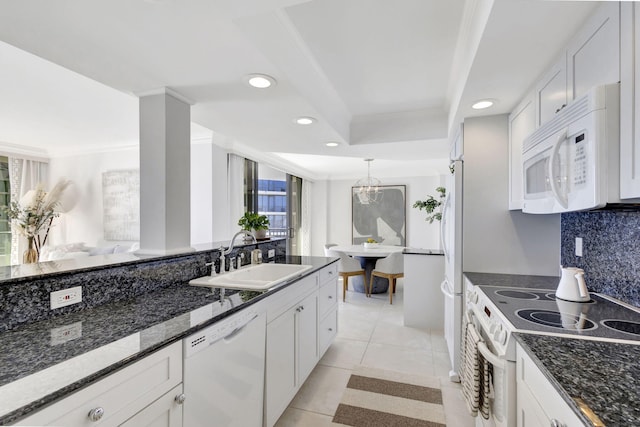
[8, 157, 48, 265]
[300, 179, 312, 256]
[227, 153, 245, 236]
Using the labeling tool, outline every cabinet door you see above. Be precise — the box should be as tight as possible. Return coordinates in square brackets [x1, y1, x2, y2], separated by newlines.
[265, 308, 296, 427]
[296, 292, 318, 385]
[509, 91, 536, 210]
[620, 2, 640, 199]
[516, 382, 549, 427]
[535, 56, 567, 127]
[119, 385, 183, 427]
[567, 2, 620, 101]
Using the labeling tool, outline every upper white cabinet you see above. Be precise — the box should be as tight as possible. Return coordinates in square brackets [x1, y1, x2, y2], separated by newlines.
[509, 90, 536, 210]
[535, 56, 567, 127]
[567, 2, 620, 102]
[620, 2, 640, 199]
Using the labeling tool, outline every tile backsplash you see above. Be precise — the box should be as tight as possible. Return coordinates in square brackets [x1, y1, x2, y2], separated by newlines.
[561, 211, 640, 307]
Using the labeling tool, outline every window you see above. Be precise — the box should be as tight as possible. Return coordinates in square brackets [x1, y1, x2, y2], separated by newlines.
[0, 157, 10, 266]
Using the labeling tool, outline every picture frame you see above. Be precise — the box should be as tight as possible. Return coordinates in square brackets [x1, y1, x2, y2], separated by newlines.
[352, 185, 406, 246]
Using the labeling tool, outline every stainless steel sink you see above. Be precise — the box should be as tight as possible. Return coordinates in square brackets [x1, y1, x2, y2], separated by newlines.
[188, 263, 313, 291]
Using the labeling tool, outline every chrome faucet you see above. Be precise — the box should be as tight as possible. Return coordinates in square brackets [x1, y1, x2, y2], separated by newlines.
[220, 230, 256, 273]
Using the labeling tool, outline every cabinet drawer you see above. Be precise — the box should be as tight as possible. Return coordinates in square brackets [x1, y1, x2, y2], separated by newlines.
[318, 278, 338, 318]
[16, 341, 182, 426]
[319, 309, 338, 357]
[319, 263, 338, 285]
[266, 274, 318, 323]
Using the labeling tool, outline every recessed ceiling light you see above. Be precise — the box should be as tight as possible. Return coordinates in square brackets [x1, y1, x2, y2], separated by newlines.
[471, 99, 495, 110]
[246, 74, 276, 89]
[296, 116, 316, 125]
[326, 142, 339, 147]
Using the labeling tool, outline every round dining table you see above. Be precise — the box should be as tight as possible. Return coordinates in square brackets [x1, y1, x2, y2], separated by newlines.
[330, 244, 405, 294]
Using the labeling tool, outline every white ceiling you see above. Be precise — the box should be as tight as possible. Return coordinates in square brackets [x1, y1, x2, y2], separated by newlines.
[0, 0, 598, 180]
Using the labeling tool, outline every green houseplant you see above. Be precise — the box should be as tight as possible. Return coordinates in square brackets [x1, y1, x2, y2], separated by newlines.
[238, 212, 270, 239]
[413, 186, 446, 224]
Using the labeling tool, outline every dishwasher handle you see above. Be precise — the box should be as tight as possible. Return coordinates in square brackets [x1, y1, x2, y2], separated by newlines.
[211, 313, 259, 345]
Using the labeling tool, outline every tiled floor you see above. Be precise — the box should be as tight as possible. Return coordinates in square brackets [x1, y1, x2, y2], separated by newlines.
[274, 278, 475, 426]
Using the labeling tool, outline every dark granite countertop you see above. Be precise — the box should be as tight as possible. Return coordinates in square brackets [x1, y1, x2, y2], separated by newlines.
[464, 271, 559, 290]
[515, 333, 640, 426]
[0, 255, 335, 425]
[402, 248, 444, 256]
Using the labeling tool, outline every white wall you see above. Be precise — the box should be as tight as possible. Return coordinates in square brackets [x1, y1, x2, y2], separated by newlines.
[462, 114, 560, 275]
[309, 175, 445, 256]
[48, 147, 139, 247]
[191, 141, 213, 245]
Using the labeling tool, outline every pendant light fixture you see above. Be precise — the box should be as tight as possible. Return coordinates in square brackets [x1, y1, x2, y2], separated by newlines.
[354, 159, 383, 204]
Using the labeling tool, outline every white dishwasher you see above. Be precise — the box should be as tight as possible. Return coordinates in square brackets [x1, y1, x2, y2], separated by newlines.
[183, 306, 266, 427]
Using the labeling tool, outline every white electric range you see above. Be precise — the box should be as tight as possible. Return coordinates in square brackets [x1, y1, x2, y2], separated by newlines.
[464, 277, 640, 427]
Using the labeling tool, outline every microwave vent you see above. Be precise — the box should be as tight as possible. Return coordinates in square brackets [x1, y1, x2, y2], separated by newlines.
[523, 85, 613, 153]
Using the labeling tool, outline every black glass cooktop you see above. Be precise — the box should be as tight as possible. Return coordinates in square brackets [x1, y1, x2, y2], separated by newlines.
[478, 286, 640, 342]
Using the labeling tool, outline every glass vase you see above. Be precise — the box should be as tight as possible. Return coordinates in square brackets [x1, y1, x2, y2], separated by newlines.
[23, 236, 38, 264]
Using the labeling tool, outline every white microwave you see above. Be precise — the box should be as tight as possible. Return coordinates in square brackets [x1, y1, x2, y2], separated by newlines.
[522, 83, 621, 214]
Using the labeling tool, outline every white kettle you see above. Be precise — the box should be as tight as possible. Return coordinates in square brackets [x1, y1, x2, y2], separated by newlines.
[555, 266, 590, 302]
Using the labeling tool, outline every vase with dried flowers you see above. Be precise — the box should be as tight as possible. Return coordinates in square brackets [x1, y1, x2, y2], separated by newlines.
[5, 178, 71, 263]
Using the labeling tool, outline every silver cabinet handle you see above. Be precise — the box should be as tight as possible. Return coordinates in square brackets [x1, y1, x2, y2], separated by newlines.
[88, 407, 105, 422]
[328, 328, 333, 332]
[328, 295, 333, 299]
[175, 393, 186, 405]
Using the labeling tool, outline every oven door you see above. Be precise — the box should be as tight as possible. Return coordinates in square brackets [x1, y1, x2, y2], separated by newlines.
[467, 314, 516, 427]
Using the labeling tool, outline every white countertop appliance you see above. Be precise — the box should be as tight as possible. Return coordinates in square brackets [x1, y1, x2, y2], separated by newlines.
[522, 83, 626, 214]
[464, 278, 640, 427]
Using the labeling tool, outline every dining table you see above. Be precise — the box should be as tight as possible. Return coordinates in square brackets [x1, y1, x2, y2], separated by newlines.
[330, 244, 405, 294]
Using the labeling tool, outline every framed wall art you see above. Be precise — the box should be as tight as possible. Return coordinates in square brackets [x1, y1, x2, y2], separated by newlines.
[352, 185, 406, 245]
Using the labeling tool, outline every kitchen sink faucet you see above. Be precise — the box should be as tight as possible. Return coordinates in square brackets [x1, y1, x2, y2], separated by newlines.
[220, 230, 257, 273]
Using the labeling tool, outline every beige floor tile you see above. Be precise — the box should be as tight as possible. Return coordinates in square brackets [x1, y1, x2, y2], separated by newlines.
[441, 381, 475, 426]
[360, 342, 435, 377]
[319, 338, 368, 369]
[370, 321, 433, 350]
[289, 365, 352, 416]
[274, 407, 335, 427]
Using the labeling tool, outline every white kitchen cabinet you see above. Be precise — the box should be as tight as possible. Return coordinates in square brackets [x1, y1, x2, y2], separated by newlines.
[508, 90, 536, 210]
[15, 341, 183, 427]
[264, 276, 319, 427]
[567, 2, 620, 102]
[318, 262, 338, 357]
[535, 55, 567, 127]
[620, 2, 640, 199]
[516, 343, 583, 427]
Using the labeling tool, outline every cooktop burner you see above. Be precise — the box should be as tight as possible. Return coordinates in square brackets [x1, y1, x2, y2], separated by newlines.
[516, 309, 597, 331]
[477, 285, 640, 342]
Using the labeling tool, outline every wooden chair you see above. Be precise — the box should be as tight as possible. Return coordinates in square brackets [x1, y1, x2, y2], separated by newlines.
[326, 248, 365, 301]
[370, 252, 404, 304]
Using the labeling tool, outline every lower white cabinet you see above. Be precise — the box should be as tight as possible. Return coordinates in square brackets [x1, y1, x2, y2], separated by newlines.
[516, 343, 583, 427]
[264, 263, 338, 427]
[15, 341, 183, 427]
[265, 290, 318, 427]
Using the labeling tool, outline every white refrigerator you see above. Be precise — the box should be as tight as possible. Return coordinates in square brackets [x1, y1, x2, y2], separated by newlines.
[440, 116, 561, 382]
[440, 158, 463, 382]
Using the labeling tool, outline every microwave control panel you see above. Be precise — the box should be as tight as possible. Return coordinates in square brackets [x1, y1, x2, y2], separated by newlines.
[573, 132, 587, 186]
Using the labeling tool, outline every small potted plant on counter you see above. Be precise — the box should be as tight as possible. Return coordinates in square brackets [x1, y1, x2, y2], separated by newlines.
[238, 212, 270, 240]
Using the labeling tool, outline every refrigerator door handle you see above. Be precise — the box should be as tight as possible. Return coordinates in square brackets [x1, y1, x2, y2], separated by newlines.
[440, 193, 451, 261]
[440, 279, 454, 298]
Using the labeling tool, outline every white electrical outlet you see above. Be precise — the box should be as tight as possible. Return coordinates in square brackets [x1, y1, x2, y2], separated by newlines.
[575, 237, 583, 257]
[268, 249, 275, 258]
[50, 286, 83, 310]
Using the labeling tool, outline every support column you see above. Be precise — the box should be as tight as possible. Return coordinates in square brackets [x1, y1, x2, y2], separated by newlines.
[137, 88, 194, 255]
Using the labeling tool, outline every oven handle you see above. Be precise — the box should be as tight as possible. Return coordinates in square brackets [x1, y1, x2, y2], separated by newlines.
[477, 341, 507, 371]
[548, 128, 569, 209]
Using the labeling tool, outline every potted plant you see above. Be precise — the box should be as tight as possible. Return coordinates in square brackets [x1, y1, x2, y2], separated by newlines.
[238, 212, 270, 240]
[413, 186, 446, 224]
